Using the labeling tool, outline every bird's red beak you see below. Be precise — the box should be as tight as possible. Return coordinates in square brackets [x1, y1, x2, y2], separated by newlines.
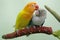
[35, 4, 39, 10]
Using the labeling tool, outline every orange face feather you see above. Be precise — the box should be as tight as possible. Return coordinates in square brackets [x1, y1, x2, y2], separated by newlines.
[24, 2, 39, 13]
[22, 2, 39, 19]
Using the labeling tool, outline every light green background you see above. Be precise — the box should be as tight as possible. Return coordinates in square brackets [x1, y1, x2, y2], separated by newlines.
[0, 0, 60, 40]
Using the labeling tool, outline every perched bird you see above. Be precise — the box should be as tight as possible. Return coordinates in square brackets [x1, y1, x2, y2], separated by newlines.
[14, 2, 39, 31]
[28, 9, 46, 27]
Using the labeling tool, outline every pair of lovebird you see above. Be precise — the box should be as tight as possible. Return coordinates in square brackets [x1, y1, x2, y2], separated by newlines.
[14, 2, 46, 32]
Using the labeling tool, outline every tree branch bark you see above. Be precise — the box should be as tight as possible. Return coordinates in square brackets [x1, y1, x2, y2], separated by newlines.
[2, 26, 52, 39]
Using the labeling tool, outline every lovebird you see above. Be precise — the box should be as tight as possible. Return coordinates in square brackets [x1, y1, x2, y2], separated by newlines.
[28, 9, 46, 27]
[15, 2, 39, 31]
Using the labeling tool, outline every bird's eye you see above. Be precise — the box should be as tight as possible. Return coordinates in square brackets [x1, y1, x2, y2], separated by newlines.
[31, 4, 35, 7]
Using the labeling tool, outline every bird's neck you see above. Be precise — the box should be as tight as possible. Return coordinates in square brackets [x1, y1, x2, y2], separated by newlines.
[23, 9, 34, 14]
[22, 10, 33, 19]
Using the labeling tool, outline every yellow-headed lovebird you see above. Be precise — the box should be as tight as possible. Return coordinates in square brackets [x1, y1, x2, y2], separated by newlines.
[15, 2, 39, 31]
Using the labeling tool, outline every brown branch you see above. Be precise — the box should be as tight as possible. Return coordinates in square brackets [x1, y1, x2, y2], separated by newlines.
[2, 26, 52, 39]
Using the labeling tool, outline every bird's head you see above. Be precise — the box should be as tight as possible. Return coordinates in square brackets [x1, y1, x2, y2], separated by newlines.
[35, 9, 46, 16]
[24, 2, 39, 13]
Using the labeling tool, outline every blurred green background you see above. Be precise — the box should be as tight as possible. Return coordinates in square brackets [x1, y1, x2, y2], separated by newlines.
[0, 0, 60, 40]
